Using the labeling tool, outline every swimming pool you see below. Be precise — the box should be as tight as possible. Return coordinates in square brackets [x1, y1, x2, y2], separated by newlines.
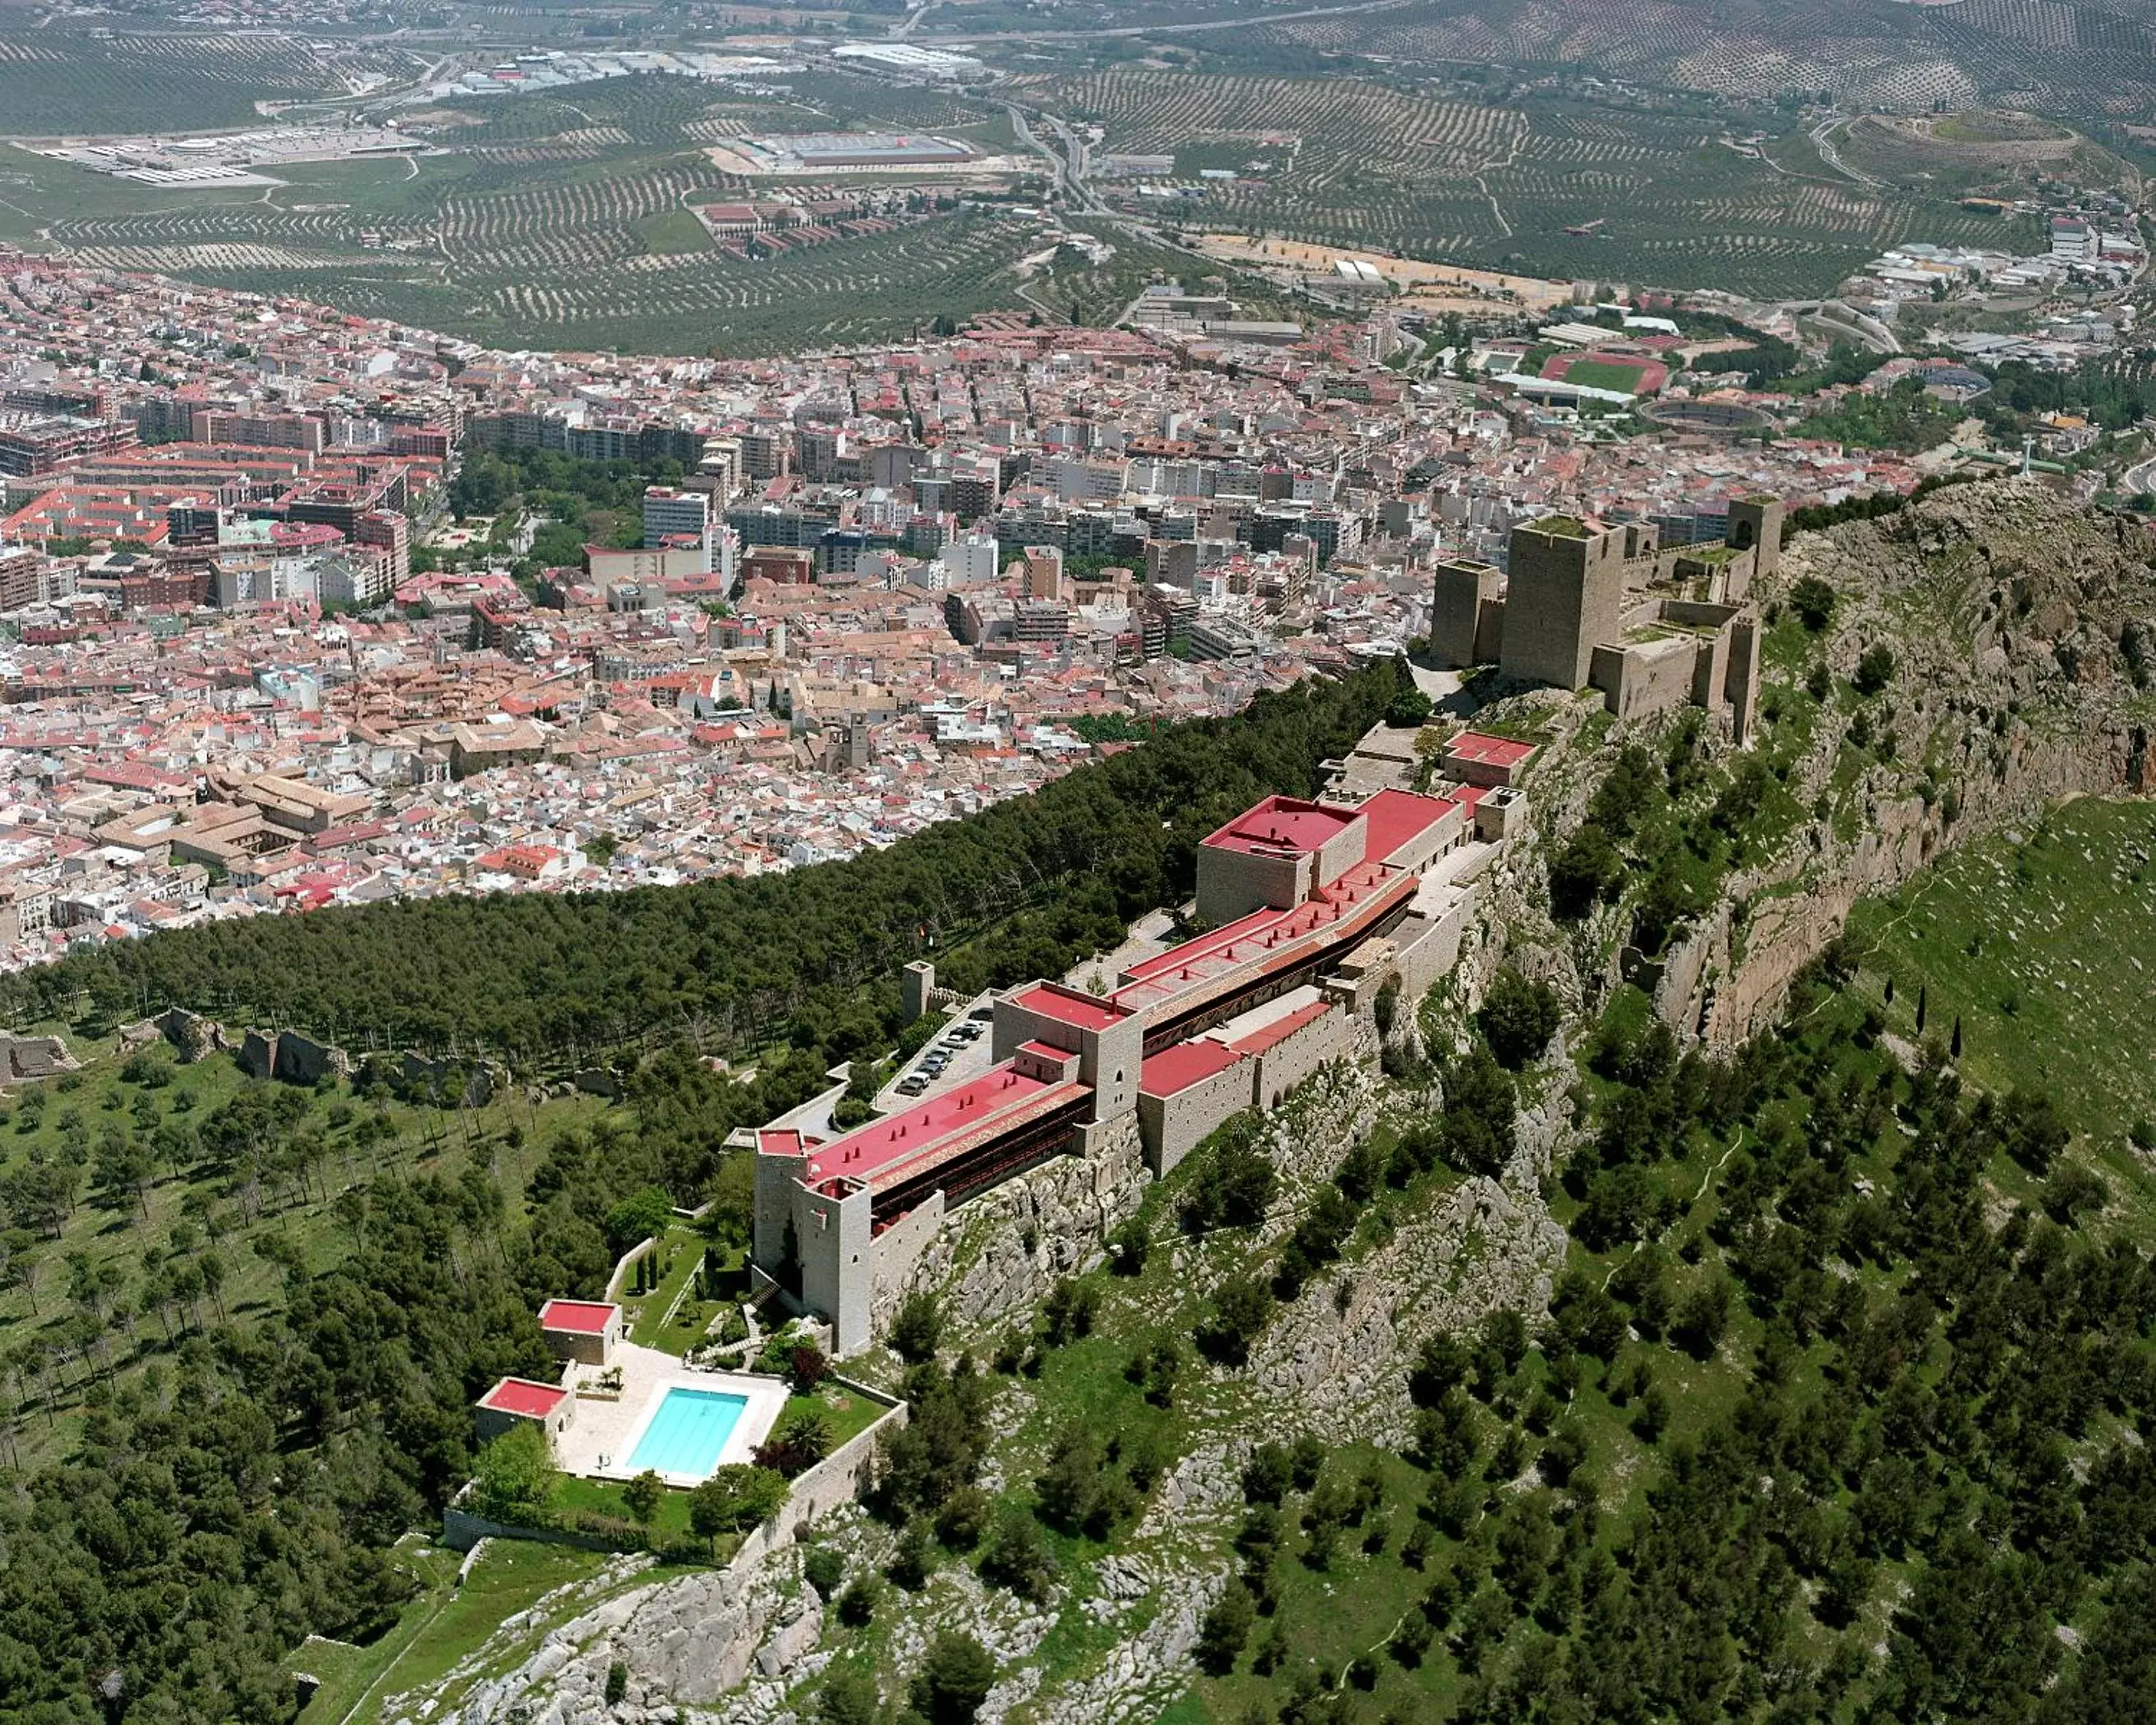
[626, 1387, 750, 1480]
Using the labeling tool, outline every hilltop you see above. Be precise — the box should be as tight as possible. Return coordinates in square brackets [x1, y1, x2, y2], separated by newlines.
[327, 479, 2156, 1725]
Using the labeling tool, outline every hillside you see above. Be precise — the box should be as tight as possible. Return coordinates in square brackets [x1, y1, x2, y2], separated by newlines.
[8, 484, 2156, 1725]
[334, 480, 2156, 1725]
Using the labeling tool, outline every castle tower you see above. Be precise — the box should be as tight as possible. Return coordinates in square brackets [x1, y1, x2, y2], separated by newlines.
[1500, 516, 1625, 690]
[1725, 495, 1785, 597]
[1430, 557, 1502, 668]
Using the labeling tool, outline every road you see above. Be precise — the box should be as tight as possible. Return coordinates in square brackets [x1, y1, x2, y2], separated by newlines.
[1807, 116, 1884, 188]
[1003, 98, 1225, 286]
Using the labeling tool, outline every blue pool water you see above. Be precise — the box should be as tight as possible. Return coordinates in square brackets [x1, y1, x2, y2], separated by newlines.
[627, 1388, 749, 1478]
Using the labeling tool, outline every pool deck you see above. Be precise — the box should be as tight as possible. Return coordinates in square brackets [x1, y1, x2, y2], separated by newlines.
[555, 1340, 789, 1488]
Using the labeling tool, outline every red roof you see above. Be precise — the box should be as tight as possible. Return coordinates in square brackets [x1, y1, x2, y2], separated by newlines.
[1140, 1038, 1246, 1098]
[807, 1061, 1073, 1186]
[1010, 982, 1129, 1031]
[1357, 788, 1454, 869]
[1201, 795, 1357, 859]
[538, 1298, 618, 1334]
[480, 1377, 569, 1418]
[1447, 732, 1535, 768]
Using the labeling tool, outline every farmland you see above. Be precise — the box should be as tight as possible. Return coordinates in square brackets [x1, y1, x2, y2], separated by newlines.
[949, 0, 2156, 129]
[2, 71, 1063, 354]
[1026, 69, 2043, 299]
[0, 24, 415, 139]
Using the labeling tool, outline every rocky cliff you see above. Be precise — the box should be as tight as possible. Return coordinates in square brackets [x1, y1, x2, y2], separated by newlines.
[1620, 481, 2155, 1047]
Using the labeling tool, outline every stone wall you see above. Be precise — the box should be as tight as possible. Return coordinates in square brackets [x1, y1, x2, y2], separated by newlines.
[896, 1109, 1148, 1326]
[154, 1006, 224, 1062]
[868, 1191, 946, 1318]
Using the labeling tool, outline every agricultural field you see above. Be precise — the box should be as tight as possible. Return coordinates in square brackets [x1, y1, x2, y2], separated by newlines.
[1025, 69, 2044, 299]
[0, 26, 415, 139]
[1171, 0, 2156, 128]
[1827, 110, 2136, 196]
[2, 72, 1058, 354]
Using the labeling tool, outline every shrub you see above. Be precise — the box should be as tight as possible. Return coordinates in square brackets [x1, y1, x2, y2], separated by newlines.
[836, 1575, 881, 1628]
[789, 1343, 831, 1391]
[605, 1661, 628, 1706]
[816, 1671, 878, 1725]
[1477, 971, 1561, 1070]
[978, 1507, 1057, 1603]
[908, 1632, 997, 1725]
[803, 1545, 845, 1598]
[755, 1410, 833, 1478]
[889, 1291, 943, 1363]
[1854, 644, 1895, 695]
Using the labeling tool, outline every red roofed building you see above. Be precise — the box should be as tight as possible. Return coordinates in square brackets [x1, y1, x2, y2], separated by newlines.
[539, 1298, 622, 1366]
[475, 1376, 575, 1445]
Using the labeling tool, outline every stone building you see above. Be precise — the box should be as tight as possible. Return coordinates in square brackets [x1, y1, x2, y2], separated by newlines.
[1428, 498, 1781, 741]
[751, 768, 1526, 1355]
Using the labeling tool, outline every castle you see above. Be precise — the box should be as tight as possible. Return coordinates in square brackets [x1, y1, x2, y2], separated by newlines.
[750, 751, 1534, 1355]
[1430, 497, 1783, 741]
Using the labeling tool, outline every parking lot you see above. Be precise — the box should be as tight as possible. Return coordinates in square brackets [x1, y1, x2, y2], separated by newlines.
[874, 992, 998, 1111]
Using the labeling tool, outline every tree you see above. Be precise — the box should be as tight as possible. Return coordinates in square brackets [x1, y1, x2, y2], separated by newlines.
[1198, 1274, 1276, 1365]
[889, 1290, 944, 1363]
[687, 1464, 787, 1547]
[1854, 644, 1896, 696]
[978, 1507, 1057, 1603]
[474, 1424, 556, 1524]
[817, 1671, 879, 1725]
[1477, 971, 1561, 1070]
[1789, 576, 1836, 631]
[1548, 825, 1623, 920]
[622, 1469, 665, 1527]
[605, 1187, 672, 1252]
[908, 1632, 997, 1724]
[1385, 688, 1432, 728]
[1196, 1582, 1255, 1673]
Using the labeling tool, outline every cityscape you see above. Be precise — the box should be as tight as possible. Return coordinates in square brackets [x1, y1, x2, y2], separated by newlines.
[4, 4, 2156, 1725]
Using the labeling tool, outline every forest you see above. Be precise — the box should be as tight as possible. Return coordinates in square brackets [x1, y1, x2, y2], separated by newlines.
[0, 668, 1395, 1725]
[0, 668, 1400, 1072]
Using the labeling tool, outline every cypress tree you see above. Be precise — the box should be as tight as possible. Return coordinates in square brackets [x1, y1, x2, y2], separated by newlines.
[1951, 1016, 1963, 1059]
[1916, 984, 1928, 1033]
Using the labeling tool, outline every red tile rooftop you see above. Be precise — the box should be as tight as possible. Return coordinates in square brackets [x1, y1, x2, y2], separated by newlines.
[806, 1062, 1064, 1185]
[1009, 981, 1131, 1030]
[538, 1298, 618, 1334]
[1139, 1036, 1245, 1098]
[1356, 787, 1454, 870]
[480, 1377, 569, 1417]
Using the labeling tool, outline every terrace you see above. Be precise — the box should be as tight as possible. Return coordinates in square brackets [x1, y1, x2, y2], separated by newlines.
[794, 1060, 1089, 1194]
[551, 1340, 788, 1488]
